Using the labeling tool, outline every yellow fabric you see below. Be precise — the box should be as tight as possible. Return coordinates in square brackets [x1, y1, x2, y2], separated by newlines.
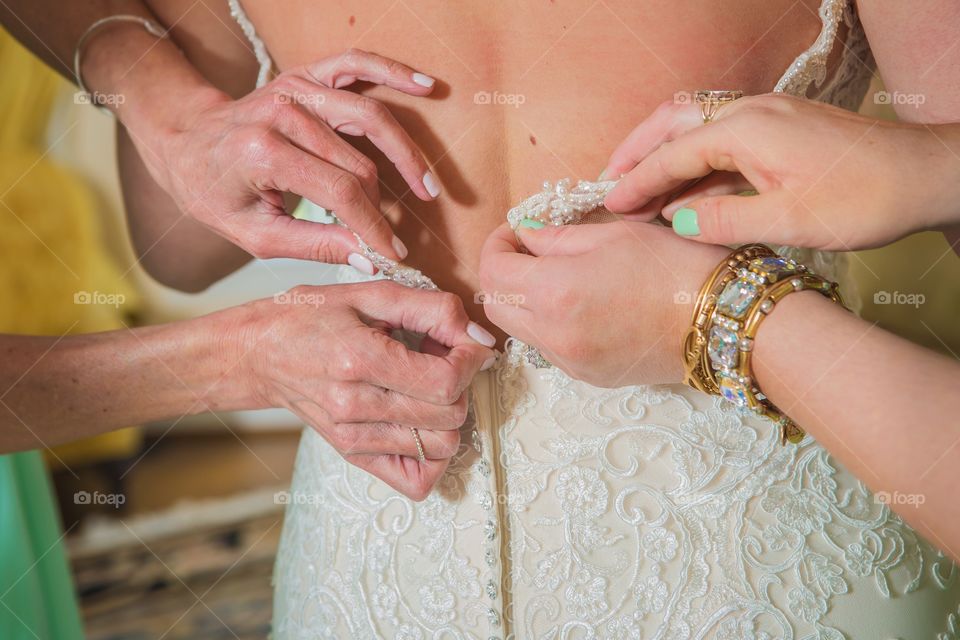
[0, 30, 142, 463]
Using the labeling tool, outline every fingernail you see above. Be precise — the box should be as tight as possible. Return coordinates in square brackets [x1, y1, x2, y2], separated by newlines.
[467, 321, 497, 347]
[672, 207, 700, 236]
[422, 170, 442, 198]
[519, 218, 545, 230]
[348, 252, 375, 275]
[392, 235, 409, 260]
[480, 356, 496, 371]
[412, 72, 435, 88]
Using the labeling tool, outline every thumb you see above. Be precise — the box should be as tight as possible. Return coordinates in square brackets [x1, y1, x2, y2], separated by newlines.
[242, 213, 366, 265]
[666, 193, 788, 246]
[516, 221, 621, 257]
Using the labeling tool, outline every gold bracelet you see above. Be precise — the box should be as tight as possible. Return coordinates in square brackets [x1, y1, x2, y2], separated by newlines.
[685, 246, 845, 445]
[681, 244, 777, 395]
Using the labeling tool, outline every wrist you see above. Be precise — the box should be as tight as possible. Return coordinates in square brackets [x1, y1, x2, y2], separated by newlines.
[182, 304, 270, 411]
[208, 300, 276, 412]
[80, 19, 228, 159]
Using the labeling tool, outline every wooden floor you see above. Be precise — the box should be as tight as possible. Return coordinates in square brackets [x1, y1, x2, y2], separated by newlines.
[57, 430, 300, 640]
[74, 509, 282, 640]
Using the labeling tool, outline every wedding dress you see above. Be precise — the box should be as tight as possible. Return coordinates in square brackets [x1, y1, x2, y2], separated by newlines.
[230, 1, 960, 637]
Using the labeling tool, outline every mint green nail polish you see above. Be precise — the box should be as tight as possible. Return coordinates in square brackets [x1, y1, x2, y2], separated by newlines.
[673, 208, 700, 236]
[519, 218, 545, 230]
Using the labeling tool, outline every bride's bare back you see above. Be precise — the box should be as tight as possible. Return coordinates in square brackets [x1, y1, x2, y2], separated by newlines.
[146, 0, 826, 322]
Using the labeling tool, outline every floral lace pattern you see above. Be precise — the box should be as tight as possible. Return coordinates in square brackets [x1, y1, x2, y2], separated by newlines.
[273, 343, 960, 639]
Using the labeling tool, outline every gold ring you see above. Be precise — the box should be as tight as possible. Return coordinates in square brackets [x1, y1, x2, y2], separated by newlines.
[409, 427, 426, 462]
[694, 89, 743, 123]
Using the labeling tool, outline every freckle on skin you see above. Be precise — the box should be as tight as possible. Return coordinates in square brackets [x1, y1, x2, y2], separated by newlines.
[348, 15, 355, 26]
[529, 135, 537, 145]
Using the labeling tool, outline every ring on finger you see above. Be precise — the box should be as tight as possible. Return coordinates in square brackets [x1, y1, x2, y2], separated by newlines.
[409, 427, 426, 462]
[694, 89, 743, 124]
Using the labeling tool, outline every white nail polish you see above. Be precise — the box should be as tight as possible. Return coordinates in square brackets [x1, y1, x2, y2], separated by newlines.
[422, 171, 442, 198]
[412, 72, 435, 88]
[392, 236, 409, 260]
[481, 356, 496, 371]
[348, 252, 375, 275]
[467, 322, 496, 348]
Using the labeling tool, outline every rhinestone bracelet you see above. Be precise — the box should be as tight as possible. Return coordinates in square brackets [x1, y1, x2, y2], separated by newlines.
[684, 245, 845, 445]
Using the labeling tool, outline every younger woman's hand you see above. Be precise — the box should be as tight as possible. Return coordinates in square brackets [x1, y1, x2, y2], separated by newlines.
[230, 281, 496, 501]
[602, 94, 960, 250]
[479, 220, 727, 388]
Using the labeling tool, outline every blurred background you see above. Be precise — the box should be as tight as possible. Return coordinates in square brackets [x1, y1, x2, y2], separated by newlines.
[0, 26, 958, 640]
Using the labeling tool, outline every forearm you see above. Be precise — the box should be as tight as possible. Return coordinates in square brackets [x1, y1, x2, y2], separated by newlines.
[0, 309, 255, 454]
[753, 291, 960, 554]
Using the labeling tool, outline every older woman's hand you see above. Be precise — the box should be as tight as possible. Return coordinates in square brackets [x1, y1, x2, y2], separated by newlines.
[602, 94, 960, 251]
[231, 281, 496, 501]
[136, 49, 441, 264]
[479, 220, 727, 388]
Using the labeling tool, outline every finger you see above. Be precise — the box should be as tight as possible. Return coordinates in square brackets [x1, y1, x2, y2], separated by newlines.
[300, 48, 437, 96]
[272, 103, 381, 207]
[332, 422, 462, 460]
[478, 222, 541, 303]
[351, 330, 491, 405]
[231, 211, 368, 264]
[346, 453, 449, 501]
[325, 381, 470, 430]
[602, 100, 704, 178]
[515, 220, 631, 257]
[249, 139, 402, 260]
[294, 86, 438, 201]
[668, 192, 793, 245]
[604, 123, 739, 215]
[352, 284, 495, 349]
[661, 171, 755, 219]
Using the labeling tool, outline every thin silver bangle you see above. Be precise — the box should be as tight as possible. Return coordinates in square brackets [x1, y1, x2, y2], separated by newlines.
[73, 15, 169, 111]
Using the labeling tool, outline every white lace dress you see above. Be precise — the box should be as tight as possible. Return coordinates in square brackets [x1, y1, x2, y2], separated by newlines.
[228, 1, 960, 637]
